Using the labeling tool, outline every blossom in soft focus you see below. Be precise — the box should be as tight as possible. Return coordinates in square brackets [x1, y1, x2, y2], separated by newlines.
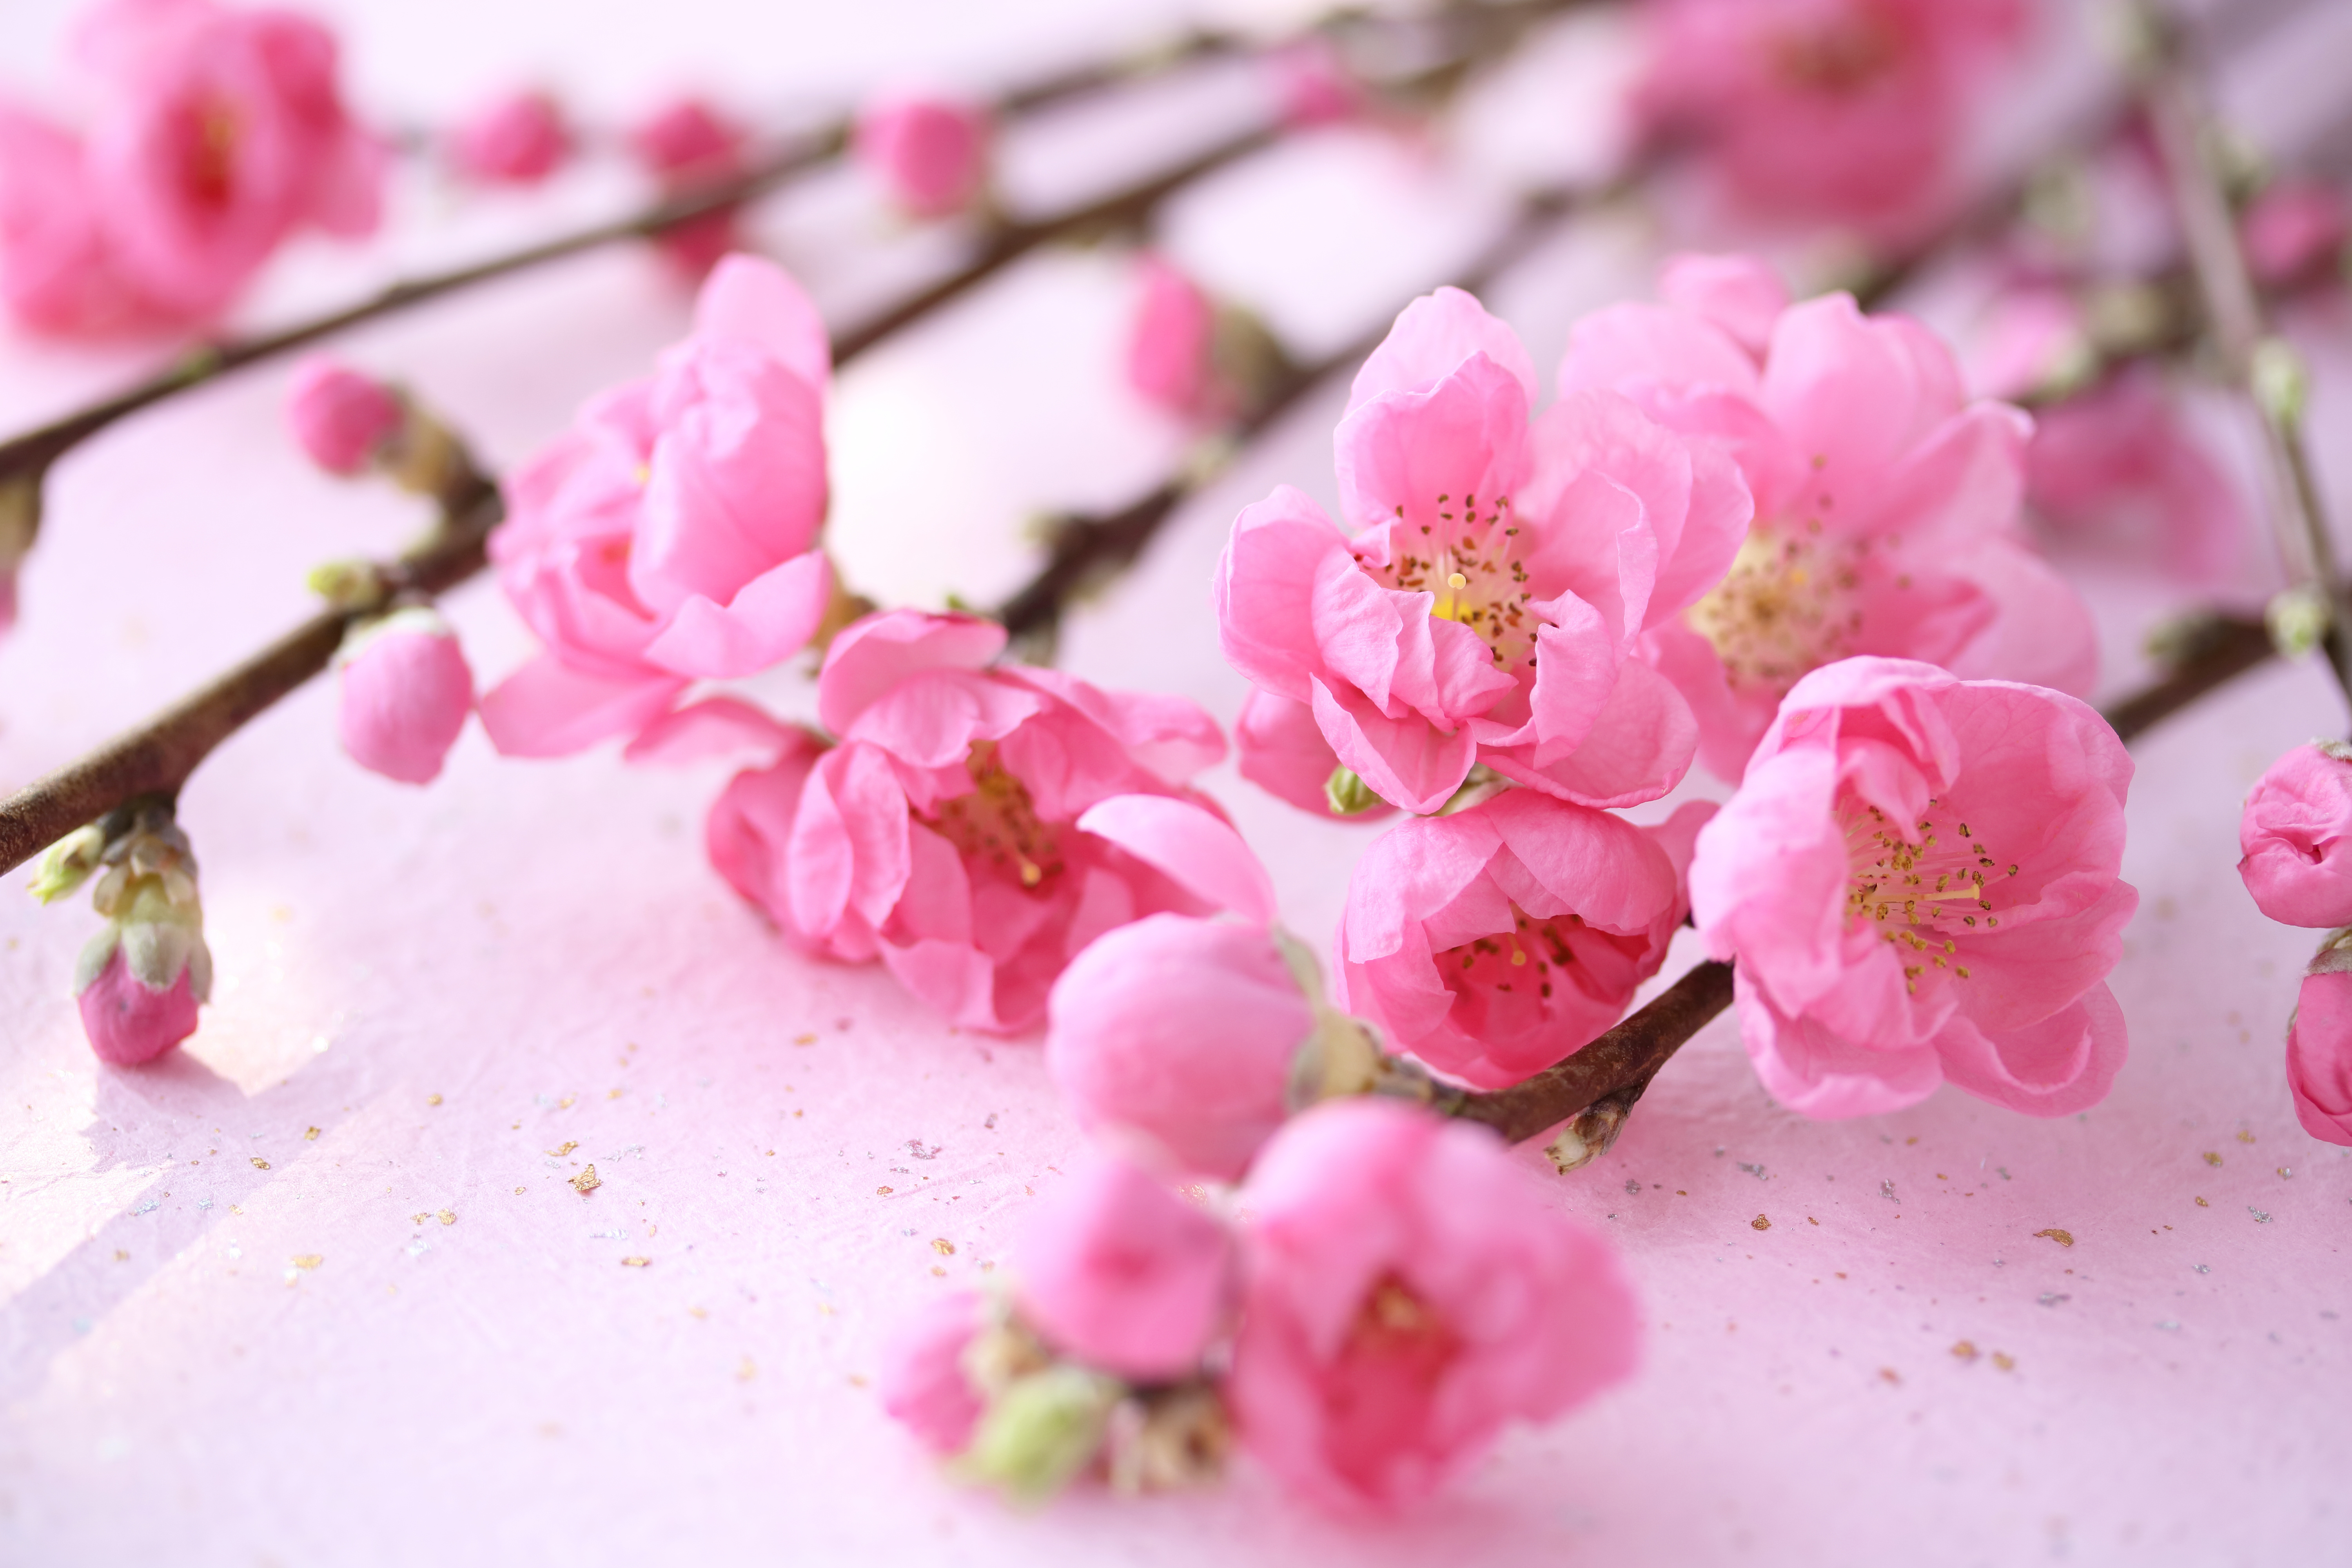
[1269, 38, 1363, 129]
[450, 89, 571, 186]
[854, 91, 991, 220]
[2288, 950, 2352, 1146]
[1227, 1098, 1641, 1510]
[1565, 253, 2096, 782]
[1338, 792, 1711, 1089]
[627, 96, 751, 274]
[1635, 0, 2023, 236]
[1218, 285, 1750, 813]
[1690, 657, 2136, 1118]
[68, 813, 213, 1066]
[702, 609, 1230, 1032]
[0, 0, 381, 332]
[478, 253, 834, 758]
[335, 606, 474, 785]
[1965, 286, 2092, 406]
[1047, 913, 1313, 1180]
[1234, 688, 1395, 821]
[2025, 367, 2246, 584]
[877, 1290, 989, 1454]
[285, 356, 402, 475]
[2239, 743, 2352, 928]
[1014, 1154, 1233, 1381]
[2241, 179, 2349, 292]
[1125, 254, 1220, 421]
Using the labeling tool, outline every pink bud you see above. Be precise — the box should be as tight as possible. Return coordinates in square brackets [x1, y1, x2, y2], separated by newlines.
[2242, 180, 2348, 290]
[76, 945, 200, 1066]
[1045, 913, 1311, 1181]
[450, 89, 571, 186]
[626, 97, 751, 276]
[1013, 1154, 1232, 1381]
[853, 93, 990, 220]
[877, 1290, 988, 1454]
[2239, 743, 2352, 929]
[2288, 967, 2352, 1147]
[336, 609, 474, 785]
[1126, 254, 1217, 419]
[286, 357, 402, 476]
[1270, 39, 1361, 130]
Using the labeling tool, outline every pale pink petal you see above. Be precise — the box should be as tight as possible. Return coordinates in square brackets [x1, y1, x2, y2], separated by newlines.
[1311, 677, 1477, 817]
[1076, 794, 1276, 925]
[1333, 353, 1530, 537]
[623, 695, 804, 768]
[476, 653, 686, 758]
[692, 251, 831, 389]
[1236, 688, 1396, 819]
[1347, 286, 1537, 413]
[786, 743, 913, 939]
[1933, 983, 2127, 1116]
[1492, 654, 1696, 809]
[1558, 301, 1760, 402]
[1216, 486, 1352, 703]
[1657, 253, 1788, 357]
[817, 608, 1007, 737]
[1735, 968, 1944, 1118]
[638, 549, 831, 679]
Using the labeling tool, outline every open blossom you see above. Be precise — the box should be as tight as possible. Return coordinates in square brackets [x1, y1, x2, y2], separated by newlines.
[878, 1290, 989, 1455]
[1227, 1098, 1640, 1511]
[2239, 743, 2352, 929]
[1635, 0, 2023, 235]
[1690, 657, 2136, 1118]
[2288, 949, 2352, 1147]
[336, 606, 474, 785]
[2025, 368, 2246, 585]
[478, 253, 834, 758]
[1566, 253, 2096, 782]
[627, 96, 750, 274]
[1014, 1154, 1233, 1381]
[1218, 285, 1750, 814]
[854, 92, 990, 219]
[450, 89, 570, 186]
[285, 356, 401, 475]
[1339, 792, 1713, 1089]
[704, 610, 1230, 1032]
[0, 0, 381, 332]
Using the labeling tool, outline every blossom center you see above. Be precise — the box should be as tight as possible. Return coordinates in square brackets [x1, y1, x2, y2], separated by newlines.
[929, 740, 1063, 889]
[1842, 797, 2020, 993]
[1684, 521, 1867, 699]
[184, 97, 243, 211]
[1370, 492, 1537, 670]
[1772, 14, 1901, 96]
[1441, 909, 1582, 1007]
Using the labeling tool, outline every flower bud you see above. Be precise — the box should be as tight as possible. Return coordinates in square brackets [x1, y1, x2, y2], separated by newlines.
[2252, 337, 2310, 428]
[2289, 935, 2352, 1145]
[286, 357, 402, 477]
[1125, 255, 1217, 420]
[626, 97, 751, 276]
[853, 93, 991, 220]
[1323, 765, 1379, 817]
[877, 1290, 990, 1455]
[1045, 914, 1315, 1181]
[450, 90, 571, 186]
[73, 814, 210, 1067]
[28, 824, 106, 904]
[334, 606, 474, 785]
[2239, 741, 2352, 927]
[2266, 585, 2330, 659]
[953, 1363, 1123, 1505]
[1012, 1154, 1231, 1382]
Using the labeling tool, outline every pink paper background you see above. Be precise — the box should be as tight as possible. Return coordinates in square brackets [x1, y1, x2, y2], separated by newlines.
[0, 1, 2346, 1563]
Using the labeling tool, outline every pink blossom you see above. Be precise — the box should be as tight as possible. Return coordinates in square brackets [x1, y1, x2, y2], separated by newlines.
[1689, 656, 2136, 1118]
[2241, 179, 2348, 291]
[1269, 38, 1363, 130]
[1234, 689, 1395, 821]
[1564, 256, 2096, 782]
[1013, 1154, 1233, 1381]
[2239, 744, 2352, 929]
[478, 253, 835, 759]
[2287, 965, 2352, 1147]
[72, 0, 383, 323]
[704, 610, 1230, 1032]
[2025, 368, 2246, 584]
[450, 89, 570, 186]
[853, 91, 990, 220]
[1635, 0, 2024, 236]
[1125, 254, 1220, 421]
[0, 107, 147, 335]
[285, 356, 401, 475]
[1047, 914, 1312, 1180]
[878, 1290, 988, 1455]
[1339, 793, 1712, 1089]
[1218, 286, 1750, 813]
[336, 607, 474, 785]
[626, 97, 750, 275]
[1227, 1098, 1640, 1510]
[1965, 286, 2089, 405]
[77, 947, 201, 1065]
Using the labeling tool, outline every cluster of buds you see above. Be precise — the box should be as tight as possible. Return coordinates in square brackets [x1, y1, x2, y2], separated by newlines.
[31, 802, 212, 1065]
[2239, 741, 2352, 1144]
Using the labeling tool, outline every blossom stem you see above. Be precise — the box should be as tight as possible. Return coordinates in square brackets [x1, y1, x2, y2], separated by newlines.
[2138, 6, 2352, 708]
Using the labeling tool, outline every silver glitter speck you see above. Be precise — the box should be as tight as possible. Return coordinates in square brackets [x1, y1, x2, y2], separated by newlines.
[2250, 1207, 2273, 1223]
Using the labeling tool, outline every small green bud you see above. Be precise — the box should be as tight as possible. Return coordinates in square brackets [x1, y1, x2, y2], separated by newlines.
[954, 1365, 1122, 1505]
[2266, 584, 2330, 659]
[28, 824, 107, 905]
[1323, 766, 1378, 817]
[307, 558, 383, 609]
[2251, 337, 2309, 428]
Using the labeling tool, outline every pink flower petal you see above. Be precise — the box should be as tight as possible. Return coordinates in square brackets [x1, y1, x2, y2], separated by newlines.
[1076, 794, 1276, 925]
[476, 653, 686, 758]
